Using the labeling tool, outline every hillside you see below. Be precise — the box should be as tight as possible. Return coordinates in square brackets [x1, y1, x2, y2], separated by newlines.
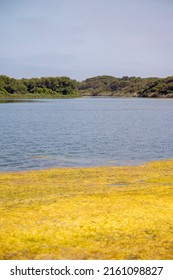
[0, 74, 173, 98]
[79, 75, 173, 98]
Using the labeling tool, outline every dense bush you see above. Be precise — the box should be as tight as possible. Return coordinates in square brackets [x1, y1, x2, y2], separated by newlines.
[78, 75, 173, 97]
[0, 75, 79, 97]
[0, 74, 173, 98]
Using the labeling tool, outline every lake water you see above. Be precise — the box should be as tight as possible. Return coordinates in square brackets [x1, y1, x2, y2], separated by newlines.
[0, 98, 173, 171]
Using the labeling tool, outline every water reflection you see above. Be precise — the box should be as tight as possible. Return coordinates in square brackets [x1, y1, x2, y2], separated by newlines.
[0, 99, 39, 103]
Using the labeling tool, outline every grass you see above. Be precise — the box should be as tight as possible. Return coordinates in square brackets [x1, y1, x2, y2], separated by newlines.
[0, 159, 173, 260]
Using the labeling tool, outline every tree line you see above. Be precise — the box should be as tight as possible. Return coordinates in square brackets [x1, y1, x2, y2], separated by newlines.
[0, 74, 173, 98]
[79, 75, 173, 98]
[0, 75, 79, 97]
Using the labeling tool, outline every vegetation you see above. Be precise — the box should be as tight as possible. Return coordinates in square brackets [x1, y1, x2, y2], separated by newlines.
[0, 75, 79, 98]
[79, 75, 173, 98]
[1, 74, 173, 98]
[0, 159, 172, 260]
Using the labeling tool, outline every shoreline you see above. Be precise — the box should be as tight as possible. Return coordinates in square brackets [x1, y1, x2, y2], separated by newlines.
[0, 158, 173, 174]
[1, 95, 173, 99]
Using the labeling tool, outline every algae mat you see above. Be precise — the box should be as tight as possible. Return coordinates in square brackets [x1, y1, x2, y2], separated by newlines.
[0, 160, 173, 259]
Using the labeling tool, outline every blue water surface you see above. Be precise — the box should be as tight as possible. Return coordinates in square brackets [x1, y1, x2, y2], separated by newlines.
[0, 97, 173, 171]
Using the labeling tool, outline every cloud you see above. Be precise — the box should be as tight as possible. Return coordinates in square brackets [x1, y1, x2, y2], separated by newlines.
[0, 0, 173, 79]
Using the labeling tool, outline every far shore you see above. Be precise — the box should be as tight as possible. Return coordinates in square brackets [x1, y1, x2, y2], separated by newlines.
[0, 94, 173, 100]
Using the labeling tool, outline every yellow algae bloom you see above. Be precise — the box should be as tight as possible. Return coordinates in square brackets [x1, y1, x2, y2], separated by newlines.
[0, 159, 172, 260]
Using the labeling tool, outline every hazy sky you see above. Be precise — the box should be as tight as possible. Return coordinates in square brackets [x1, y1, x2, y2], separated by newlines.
[0, 0, 173, 80]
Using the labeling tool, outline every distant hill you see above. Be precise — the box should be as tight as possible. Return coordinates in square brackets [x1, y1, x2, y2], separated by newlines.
[1, 74, 173, 98]
[78, 75, 173, 98]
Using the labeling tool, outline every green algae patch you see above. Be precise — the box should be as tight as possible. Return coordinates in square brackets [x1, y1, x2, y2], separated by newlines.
[0, 159, 173, 260]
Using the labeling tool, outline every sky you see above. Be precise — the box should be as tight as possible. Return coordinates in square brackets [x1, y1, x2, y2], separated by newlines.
[0, 0, 173, 81]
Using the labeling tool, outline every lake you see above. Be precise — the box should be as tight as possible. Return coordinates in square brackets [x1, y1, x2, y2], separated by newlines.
[0, 97, 173, 171]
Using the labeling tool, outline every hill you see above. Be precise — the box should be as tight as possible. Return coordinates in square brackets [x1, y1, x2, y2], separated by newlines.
[78, 75, 173, 98]
[1, 74, 173, 98]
